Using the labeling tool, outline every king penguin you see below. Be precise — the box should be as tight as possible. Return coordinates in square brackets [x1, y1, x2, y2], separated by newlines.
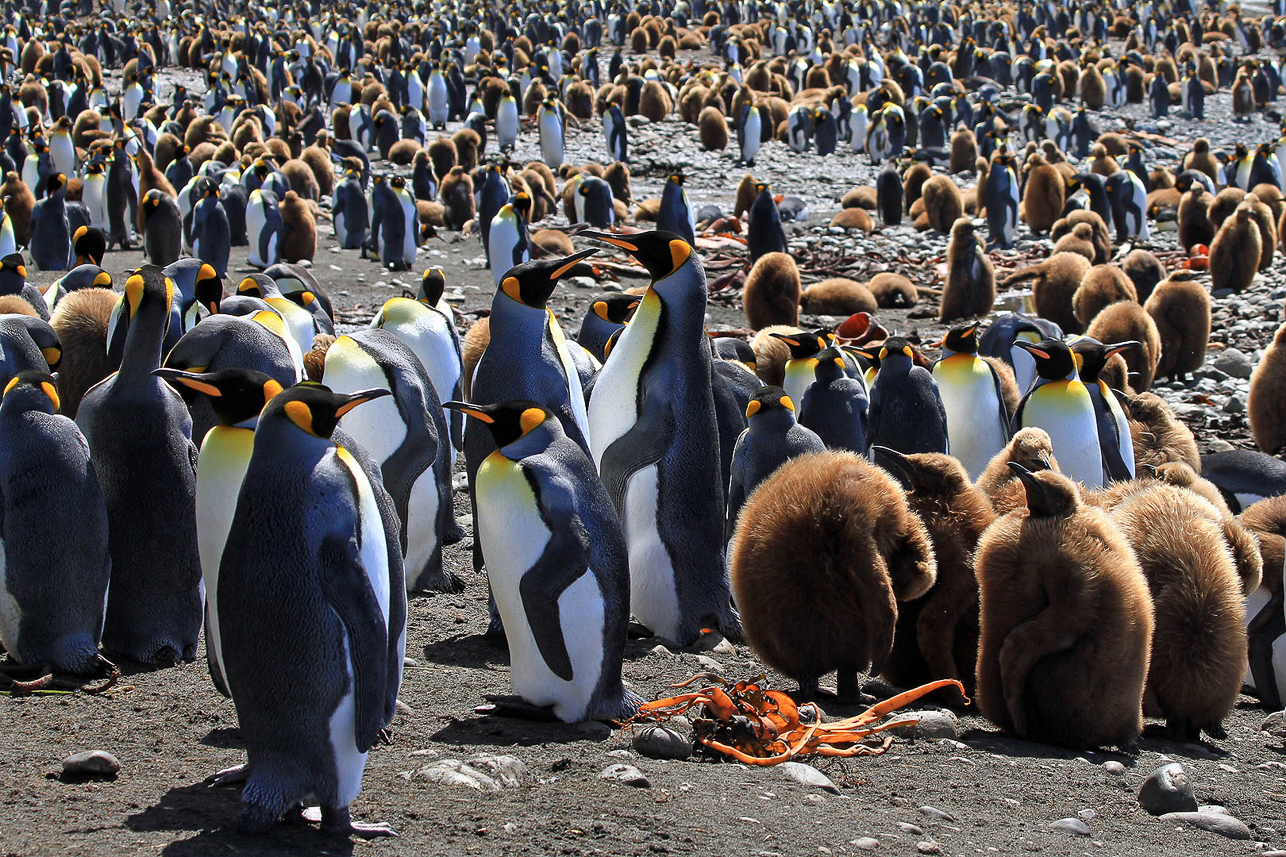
[797, 345, 870, 453]
[75, 267, 202, 665]
[215, 382, 405, 838]
[582, 229, 742, 645]
[151, 367, 283, 696]
[657, 173, 697, 245]
[984, 150, 1021, 249]
[931, 324, 1011, 480]
[1011, 338, 1104, 488]
[865, 336, 949, 455]
[1069, 337, 1138, 483]
[738, 104, 763, 165]
[0, 370, 111, 676]
[604, 102, 628, 162]
[537, 96, 565, 168]
[577, 294, 638, 362]
[446, 399, 641, 723]
[246, 188, 282, 269]
[487, 192, 532, 286]
[30, 172, 72, 271]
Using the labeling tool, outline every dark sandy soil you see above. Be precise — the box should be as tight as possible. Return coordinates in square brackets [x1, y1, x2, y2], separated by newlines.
[5, 41, 1286, 857]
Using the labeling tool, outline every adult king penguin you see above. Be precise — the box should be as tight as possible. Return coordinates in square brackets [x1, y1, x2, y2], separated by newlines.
[1069, 337, 1138, 483]
[1012, 338, 1104, 488]
[488, 193, 532, 287]
[582, 229, 742, 645]
[446, 399, 641, 722]
[931, 324, 1011, 480]
[76, 267, 202, 665]
[215, 383, 405, 838]
[865, 337, 949, 456]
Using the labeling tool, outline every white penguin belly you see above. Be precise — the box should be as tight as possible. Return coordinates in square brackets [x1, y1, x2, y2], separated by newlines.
[782, 361, 813, 411]
[0, 536, 20, 660]
[1245, 584, 1272, 687]
[489, 225, 519, 285]
[196, 427, 254, 681]
[476, 459, 604, 721]
[935, 357, 1008, 480]
[399, 196, 416, 263]
[624, 464, 682, 641]
[549, 315, 590, 440]
[1023, 385, 1103, 488]
[588, 290, 660, 468]
[402, 469, 440, 591]
[329, 634, 368, 807]
[331, 386, 406, 468]
[372, 303, 461, 459]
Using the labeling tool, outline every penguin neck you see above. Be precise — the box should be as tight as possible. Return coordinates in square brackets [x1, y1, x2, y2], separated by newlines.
[490, 289, 552, 338]
[750, 409, 796, 434]
[118, 303, 171, 381]
[647, 264, 707, 344]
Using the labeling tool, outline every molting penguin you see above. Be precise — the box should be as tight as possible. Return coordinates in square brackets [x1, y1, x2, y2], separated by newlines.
[0, 370, 110, 676]
[584, 229, 742, 645]
[865, 337, 949, 455]
[447, 399, 641, 722]
[215, 383, 404, 838]
[1012, 338, 1104, 489]
[75, 267, 202, 665]
[931, 324, 1011, 480]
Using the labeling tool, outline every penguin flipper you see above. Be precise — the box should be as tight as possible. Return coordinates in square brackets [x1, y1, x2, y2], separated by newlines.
[517, 484, 592, 683]
[598, 385, 673, 513]
[1247, 588, 1286, 710]
[319, 532, 391, 752]
[988, 363, 1013, 432]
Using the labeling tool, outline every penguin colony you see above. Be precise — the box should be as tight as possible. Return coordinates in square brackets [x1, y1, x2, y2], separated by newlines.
[2, 0, 1286, 842]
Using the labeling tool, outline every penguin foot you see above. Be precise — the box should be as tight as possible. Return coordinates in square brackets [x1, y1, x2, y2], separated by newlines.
[320, 806, 397, 839]
[477, 695, 560, 721]
[206, 763, 250, 788]
[0, 663, 54, 693]
[1204, 722, 1228, 741]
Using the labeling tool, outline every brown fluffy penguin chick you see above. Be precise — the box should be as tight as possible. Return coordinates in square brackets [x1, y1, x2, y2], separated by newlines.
[1051, 210, 1112, 264]
[1242, 496, 1286, 582]
[1121, 250, 1166, 303]
[1073, 265, 1138, 328]
[1, 171, 33, 245]
[277, 190, 317, 262]
[461, 315, 490, 400]
[1110, 484, 1248, 740]
[1020, 156, 1065, 233]
[940, 218, 995, 321]
[1052, 223, 1097, 260]
[866, 272, 918, 308]
[799, 278, 877, 315]
[1183, 137, 1221, 181]
[829, 207, 874, 231]
[921, 175, 963, 233]
[1178, 188, 1215, 252]
[976, 427, 1060, 515]
[1241, 197, 1278, 271]
[729, 451, 938, 699]
[975, 466, 1154, 750]
[1208, 187, 1247, 230]
[841, 185, 878, 210]
[1128, 392, 1201, 471]
[1088, 143, 1120, 176]
[950, 128, 978, 174]
[1085, 300, 1161, 392]
[1249, 322, 1286, 455]
[750, 324, 803, 385]
[1144, 271, 1211, 380]
[735, 173, 758, 218]
[742, 252, 801, 330]
[698, 105, 728, 150]
[982, 356, 1021, 415]
[1209, 207, 1261, 294]
[875, 450, 996, 707]
[902, 163, 933, 208]
[48, 287, 116, 419]
[1004, 252, 1091, 334]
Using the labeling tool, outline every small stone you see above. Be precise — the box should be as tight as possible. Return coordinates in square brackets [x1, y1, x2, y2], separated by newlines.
[1260, 710, 1286, 738]
[915, 842, 941, 855]
[693, 654, 723, 672]
[1223, 395, 1245, 414]
[779, 761, 840, 794]
[403, 656, 419, 667]
[1158, 811, 1252, 840]
[919, 806, 955, 822]
[466, 755, 529, 788]
[1049, 818, 1091, 836]
[599, 764, 650, 788]
[851, 837, 879, 851]
[1078, 809, 1096, 821]
[1102, 761, 1126, 775]
[413, 760, 501, 791]
[913, 710, 959, 741]
[649, 644, 674, 658]
[1213, 348, 1254, 379]
[569, 276, 597, 289]
[897, 822, 924, 835]
[632, 725, 692, 760]
[1139, 763, 1198, 816]
[62, 750, 119, 778]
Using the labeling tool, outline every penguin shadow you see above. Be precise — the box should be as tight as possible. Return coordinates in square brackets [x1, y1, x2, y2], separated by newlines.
[419, 632, 510, 670]
[429, 712, 603, 748]
[126, 785, 360, 856]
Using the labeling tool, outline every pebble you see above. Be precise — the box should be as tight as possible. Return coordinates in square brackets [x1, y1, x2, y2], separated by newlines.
[693, 654, 723, 672]
[1223, 395, 1245, 414]
[1213, 347, 1254, 379]
[632, 725, 692, 760]
[897, 822, 924, 835]
[912, 710, 959, 741]
[649, 644, 674, 658]
[1139, 763, 1198, 815]
[779, 761, 840, 794]
[465, 755, 530, 788]
[403, 656, 419, 667]
[1102, 761, 1126, 775]
[599, 764, 650, 788]
[1049, 818, 1091, 837]
[413, 760, 501, 791]
[62, 750, 120, 778]
[1260, 710, 1286, 738]
[1158, 811, 1253, 840]
[851, 837, 879, 851]
[915, 841, 941, 855]
[919, 806, 955, 822]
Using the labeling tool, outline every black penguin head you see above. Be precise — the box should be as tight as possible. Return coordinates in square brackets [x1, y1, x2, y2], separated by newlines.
[1, 370, 59, 415]
[1008, 462, 1079, 518]
[264, 382, 390, 440]
[153, 367, 284, 426]
[770, 328, 831, 360]
[877, 336, 916, 365]
[123, 266, 175, 324]
[1013, 337, 1077, 380]
[602, 326, 625, 359]
[591, 294, 639, 324]
[579, 229, 693, 282]
[195, 264, 224, 313]
[1068, 337, 1139, 384]
[939, 324, 980, 354]
[44, 172, 67, 195]
[510, 191, 532, 221]
[236, 274, 274, 300]
[420, 267, 447, 304]
[744, 385, 796, 421]
[499, 247, 599, 308]
[0, 251, 25, 292]
[444, 398, 551, 450]
[811, 346, 847, 381]
[73, 225, 107, 267]
[872, 445, 971, 495]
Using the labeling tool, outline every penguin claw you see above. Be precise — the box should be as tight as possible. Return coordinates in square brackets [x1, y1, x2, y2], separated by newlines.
[205, 763, 250, 788]
[320, 806, 397, 839]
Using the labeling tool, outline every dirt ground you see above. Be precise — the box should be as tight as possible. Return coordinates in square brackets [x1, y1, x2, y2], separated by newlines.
[4, 41, 1286, 857]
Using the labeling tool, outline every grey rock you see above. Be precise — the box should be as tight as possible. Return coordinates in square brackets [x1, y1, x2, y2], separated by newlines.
[1223, 395, 1245, 414]
[1214, 348, 1254, 379]
[913, 710, 959, 741]
[403, 656, 419, 667]
[919, 805, 955, 822]
[62, 750, 119, 777]
[467, 755, 530, 788]
[897, 822, 924, 835]
[1102, 761, 1126, 775]
[599, 763, 650, 788]
[649, 644, 674, 658]
[915, 842, 942, 855]
[1260, 710, 1286, 738]
[1139, 763, 1198, 815]
[632, 725, 692, 760]
[1158, 811, 1252, 840]
[851, 837, 879, 851]
[414, 760, 501, 791]
[1049, 818, 1091, 836]
[779, 761, 840, 794]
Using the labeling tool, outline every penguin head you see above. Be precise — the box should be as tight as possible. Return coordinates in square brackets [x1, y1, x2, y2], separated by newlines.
[420, 267, 447, 304]
[1068, 337, 1140, 384]
[580, 229, 693, 281]
[236, 274, 275, 301]
[73, 225, 107, 267]
[810, 345, 848, 382]
[511, 191, 532, 222]
[444, 398, 555, 454]
[44, 172, 67, 196]
[1013, 337, 1077, 380]
[602, 326, 625, 359]
[0, 251, 25, 292]
[875, 336, 916, 368]
[938, 324, 979, 355]
[1, 369, 59, 416]
[154, 367, 283, 427]
[123, 266, 176, 327]
[1008, 462, 1079, 518]
[263, 382, 391, 440]
[871, 446, 971, 496]
[499, 247, 599, 308]
[195, 264, 224, 314]
[591, 294, 639, 324]
[770, 328, 830, 360]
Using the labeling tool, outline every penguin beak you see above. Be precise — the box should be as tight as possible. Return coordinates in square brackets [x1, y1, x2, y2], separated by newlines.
[871, 445, 915, 490]
[1012, 340, 1048, 359]
[153, 367, 221, 397]
[336, 388, 391, 417]
[1105, 340, 1143, 358]
[578, 230, 637, 253]
[548, 247, 600, 280]
[1008, 461, 1057, 510]
[443, 400, 494, 423]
